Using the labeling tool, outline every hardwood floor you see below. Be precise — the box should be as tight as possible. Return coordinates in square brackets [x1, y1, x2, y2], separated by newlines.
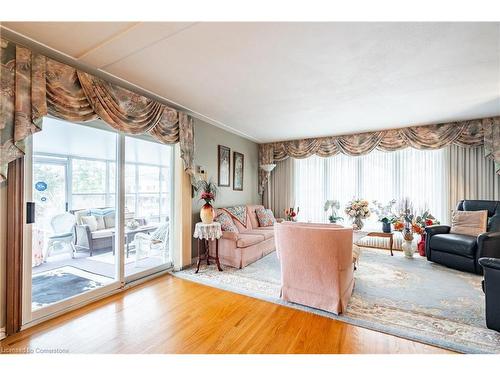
[0, 274, 453, 354]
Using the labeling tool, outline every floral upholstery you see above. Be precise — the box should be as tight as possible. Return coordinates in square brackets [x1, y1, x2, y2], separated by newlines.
[214, 210, 238, 233]
[223, 206, 247, 227]
[256, 207, 276, 227]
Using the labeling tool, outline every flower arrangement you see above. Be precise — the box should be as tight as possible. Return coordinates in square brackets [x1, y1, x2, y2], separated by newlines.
[196, 178, 218, 205]
[195, 178, 218, 223]
[324, 200, 343, 223]
[126, 219, 139, 230]
[392, 199, 441, 258]
[345, 198, 370, 230]
[393, 202, 440, 238]
[371, 199, 397, 223]
[371, 199, 397, 232]
[413, 210, 440, 233]
[284, 207, 299, 222]
[392, 198, 415, 241]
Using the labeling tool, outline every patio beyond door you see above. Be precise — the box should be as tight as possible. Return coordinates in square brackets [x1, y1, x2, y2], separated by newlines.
[22, 117, 174, 326]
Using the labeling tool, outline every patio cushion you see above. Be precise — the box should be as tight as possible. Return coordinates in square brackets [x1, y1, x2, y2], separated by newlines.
[236, 234, 265, 248]
[94, 216, 106, 230]
[48, 232, 73, 240]
[104, 214, 115, 229]
[91, 229, 114, 239]
[74, 209, 91, 225]
[81, 216, 98, 232]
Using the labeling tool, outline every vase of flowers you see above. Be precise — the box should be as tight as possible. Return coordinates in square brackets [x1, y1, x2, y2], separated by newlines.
[372, 199, 397, 233]
[413, 210, 440, 256]
[196, 179, 218, 224]
[345, 198, 370, 230]
[284, 207, 299, 222]
[324, 200, 343, 224]
[393, 198, 417, 258]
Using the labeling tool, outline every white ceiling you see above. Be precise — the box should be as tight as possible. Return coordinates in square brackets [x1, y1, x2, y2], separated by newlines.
[2, 22, 500, 142]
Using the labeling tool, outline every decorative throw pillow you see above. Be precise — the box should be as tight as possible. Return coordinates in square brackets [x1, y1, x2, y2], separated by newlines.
[94, 215, 106, 230]
[81, 216, 98, 232]
[450, 210, 488, 237]
[256, 207, 276, 227]
[104, 214, 116, 229]
[214, 210, 238, 233]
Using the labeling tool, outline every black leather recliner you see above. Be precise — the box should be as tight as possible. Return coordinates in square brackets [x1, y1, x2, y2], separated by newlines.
[425, 200, 500, 275]
[478, 258, 500, 332]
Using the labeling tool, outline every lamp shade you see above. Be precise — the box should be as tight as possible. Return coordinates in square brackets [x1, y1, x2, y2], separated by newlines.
[260, 164, 276, 173]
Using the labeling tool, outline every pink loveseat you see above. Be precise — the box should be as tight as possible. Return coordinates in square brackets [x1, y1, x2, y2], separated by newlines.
[209, 205, 276, 269]
[274, 222, 354, 314]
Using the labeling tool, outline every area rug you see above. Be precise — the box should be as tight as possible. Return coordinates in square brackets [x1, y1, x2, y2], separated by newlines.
[173, 248, 500, 353]
[32, 266, 112, 309]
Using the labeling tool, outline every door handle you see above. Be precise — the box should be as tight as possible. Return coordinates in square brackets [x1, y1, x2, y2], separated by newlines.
[26, 202, 35, 224]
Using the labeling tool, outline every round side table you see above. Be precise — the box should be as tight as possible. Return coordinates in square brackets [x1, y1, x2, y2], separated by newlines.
[193, 222, 223, 273]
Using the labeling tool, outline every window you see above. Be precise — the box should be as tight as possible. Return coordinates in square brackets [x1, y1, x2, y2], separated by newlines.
[294, 148, 447, 226]
[124, 137, 172, 224]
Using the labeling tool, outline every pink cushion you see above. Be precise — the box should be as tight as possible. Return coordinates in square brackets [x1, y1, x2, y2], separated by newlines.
[256, 207, 276, 227]
[237, 234, 265, 248]
[214, 210, 238, 232]
[245, 229, 274, 240]
[255, 226, 274, 231]
[221, 231, 238, 241]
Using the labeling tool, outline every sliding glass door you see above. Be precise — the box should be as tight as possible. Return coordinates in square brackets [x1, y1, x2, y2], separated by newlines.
[22, 116, 173, 325]
[123, 136, 172, 281]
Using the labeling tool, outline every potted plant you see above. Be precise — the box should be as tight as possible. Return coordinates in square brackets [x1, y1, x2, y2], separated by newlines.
[345, 198, 370, 230]
[195, 178, 218, 224]
[324, 200, 343, 224]
[371, 199, 397, 233]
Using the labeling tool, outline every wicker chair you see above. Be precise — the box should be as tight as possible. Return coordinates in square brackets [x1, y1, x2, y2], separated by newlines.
[43, 212, 76, 261]
[133, 220, 170, 266]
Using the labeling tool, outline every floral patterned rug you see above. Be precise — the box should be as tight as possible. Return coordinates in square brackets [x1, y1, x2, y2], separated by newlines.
[173, 248, 500, 353]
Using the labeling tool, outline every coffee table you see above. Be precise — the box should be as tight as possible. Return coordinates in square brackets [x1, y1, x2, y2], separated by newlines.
[111, 224, 159, 258]
[353, 230, 394, 256]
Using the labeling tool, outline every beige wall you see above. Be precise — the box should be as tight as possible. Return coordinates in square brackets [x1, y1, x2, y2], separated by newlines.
[0, 182, 7, 334]
[191, 118, 260, 257]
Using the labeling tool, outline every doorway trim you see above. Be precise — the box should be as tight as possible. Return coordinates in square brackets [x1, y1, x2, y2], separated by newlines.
[6, 157, 24, 335]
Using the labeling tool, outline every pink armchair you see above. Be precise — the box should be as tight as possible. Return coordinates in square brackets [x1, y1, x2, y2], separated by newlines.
[274, 222, 354, 314]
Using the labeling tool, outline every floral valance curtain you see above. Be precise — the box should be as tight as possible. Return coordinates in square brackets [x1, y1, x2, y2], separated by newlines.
[258, 117, 500, 194]
[0, 38, 194, 181]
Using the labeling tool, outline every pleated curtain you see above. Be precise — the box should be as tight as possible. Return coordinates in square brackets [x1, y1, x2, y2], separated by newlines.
[445, 145, 500, 215]
[268, 157, 295, 220]
[0, 38, 195, 181]
[270, 145, 500, 225]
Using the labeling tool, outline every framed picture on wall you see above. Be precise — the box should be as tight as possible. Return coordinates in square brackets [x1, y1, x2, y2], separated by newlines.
[233, 151, 244, 191]
[218, 145, 231, 187]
